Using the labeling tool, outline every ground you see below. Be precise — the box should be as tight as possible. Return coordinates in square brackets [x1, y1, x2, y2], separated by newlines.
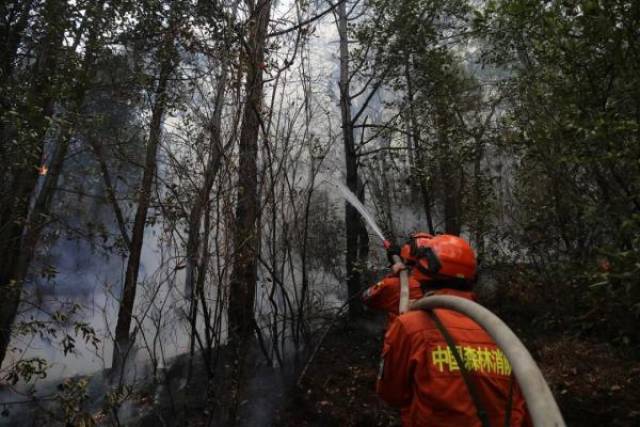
[3, 274, 639, 426]
[273, 312, 399, 427]
[484, 272, 640, 427]
[272, 279, 640, 427]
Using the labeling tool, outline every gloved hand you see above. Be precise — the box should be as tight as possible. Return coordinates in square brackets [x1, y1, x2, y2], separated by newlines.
[386, 243, 401, 264]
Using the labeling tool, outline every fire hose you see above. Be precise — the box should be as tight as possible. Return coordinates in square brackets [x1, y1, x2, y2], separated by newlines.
[392, 253, 410, 314]
[410, 295, 566, 427]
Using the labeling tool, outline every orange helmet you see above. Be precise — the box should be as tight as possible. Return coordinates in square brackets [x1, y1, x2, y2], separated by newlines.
[403, 234, 477, 283]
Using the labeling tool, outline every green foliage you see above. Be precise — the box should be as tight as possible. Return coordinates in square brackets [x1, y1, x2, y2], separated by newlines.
[477, 0, 640, 343]
[353, 0, 498, 238]
[589, 213, 640, 325]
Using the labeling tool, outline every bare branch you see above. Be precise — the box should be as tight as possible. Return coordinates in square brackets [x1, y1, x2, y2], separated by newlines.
[268, 0, 345, 38]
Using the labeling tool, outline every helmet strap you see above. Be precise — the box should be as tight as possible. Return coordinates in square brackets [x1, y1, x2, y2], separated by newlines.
[411, 246, 442, 275]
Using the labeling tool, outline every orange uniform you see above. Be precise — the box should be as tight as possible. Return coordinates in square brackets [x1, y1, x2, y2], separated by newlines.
[377, 289, 531, 427]
[362, 274, 424, 320]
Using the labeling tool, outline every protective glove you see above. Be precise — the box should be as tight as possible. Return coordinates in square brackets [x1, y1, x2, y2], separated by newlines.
[386, 243, 401, 264]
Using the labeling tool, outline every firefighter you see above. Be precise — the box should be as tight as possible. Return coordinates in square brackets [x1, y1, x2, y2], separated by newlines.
[361, 232, 434, 322]
[376, 234, 532, 427]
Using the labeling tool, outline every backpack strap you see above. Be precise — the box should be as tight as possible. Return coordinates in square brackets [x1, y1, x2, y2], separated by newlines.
[504, 374, 515, 427]
[427, 310, 492, 427]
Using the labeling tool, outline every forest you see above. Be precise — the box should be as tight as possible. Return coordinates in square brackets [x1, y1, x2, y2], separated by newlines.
[0, 0, 639, 425]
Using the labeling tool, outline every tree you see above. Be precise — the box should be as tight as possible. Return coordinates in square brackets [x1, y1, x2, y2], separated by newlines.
[350, 0, 476, 237]
[336, 0, 370, 317]
[228, 0, 273, 348]
[477, 0, 640, 342]
[111, 3, 181, 376]
[0, 0, 85, 367]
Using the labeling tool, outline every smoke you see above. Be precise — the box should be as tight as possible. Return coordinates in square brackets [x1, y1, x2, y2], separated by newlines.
[235, 345, 297, 427]
[0, 1, 476, 424]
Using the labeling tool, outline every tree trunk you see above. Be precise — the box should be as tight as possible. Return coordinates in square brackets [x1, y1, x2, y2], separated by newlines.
[357, 180, 370, 283]
[16, 13, 100, 291]
[0, 0, 34, 86]
[186, 65, 227, 373]
[224, 0, 272, 422]
[0, 0, 66, 367]
[338, 0, 365, 317]
[185, 69, 227, 300]
[111, 33, 176, 377]
[228, 0, 271, 349]
[404, 56, 434, 234]
[224, 0, 272, 425]
[472, 138, 485, 257]
[440, 130, 462, 236]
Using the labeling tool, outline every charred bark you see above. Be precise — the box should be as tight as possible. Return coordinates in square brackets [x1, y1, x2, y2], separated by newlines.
[338, 0, 365, 318]
[225, 0, 272, 422]
[228, 0, 271, 349]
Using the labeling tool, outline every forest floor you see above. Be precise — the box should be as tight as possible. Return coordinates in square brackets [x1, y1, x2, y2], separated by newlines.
[272, 276, 640, 427]
[2, 273, 639, 426]
[272, 312, 399, 427]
